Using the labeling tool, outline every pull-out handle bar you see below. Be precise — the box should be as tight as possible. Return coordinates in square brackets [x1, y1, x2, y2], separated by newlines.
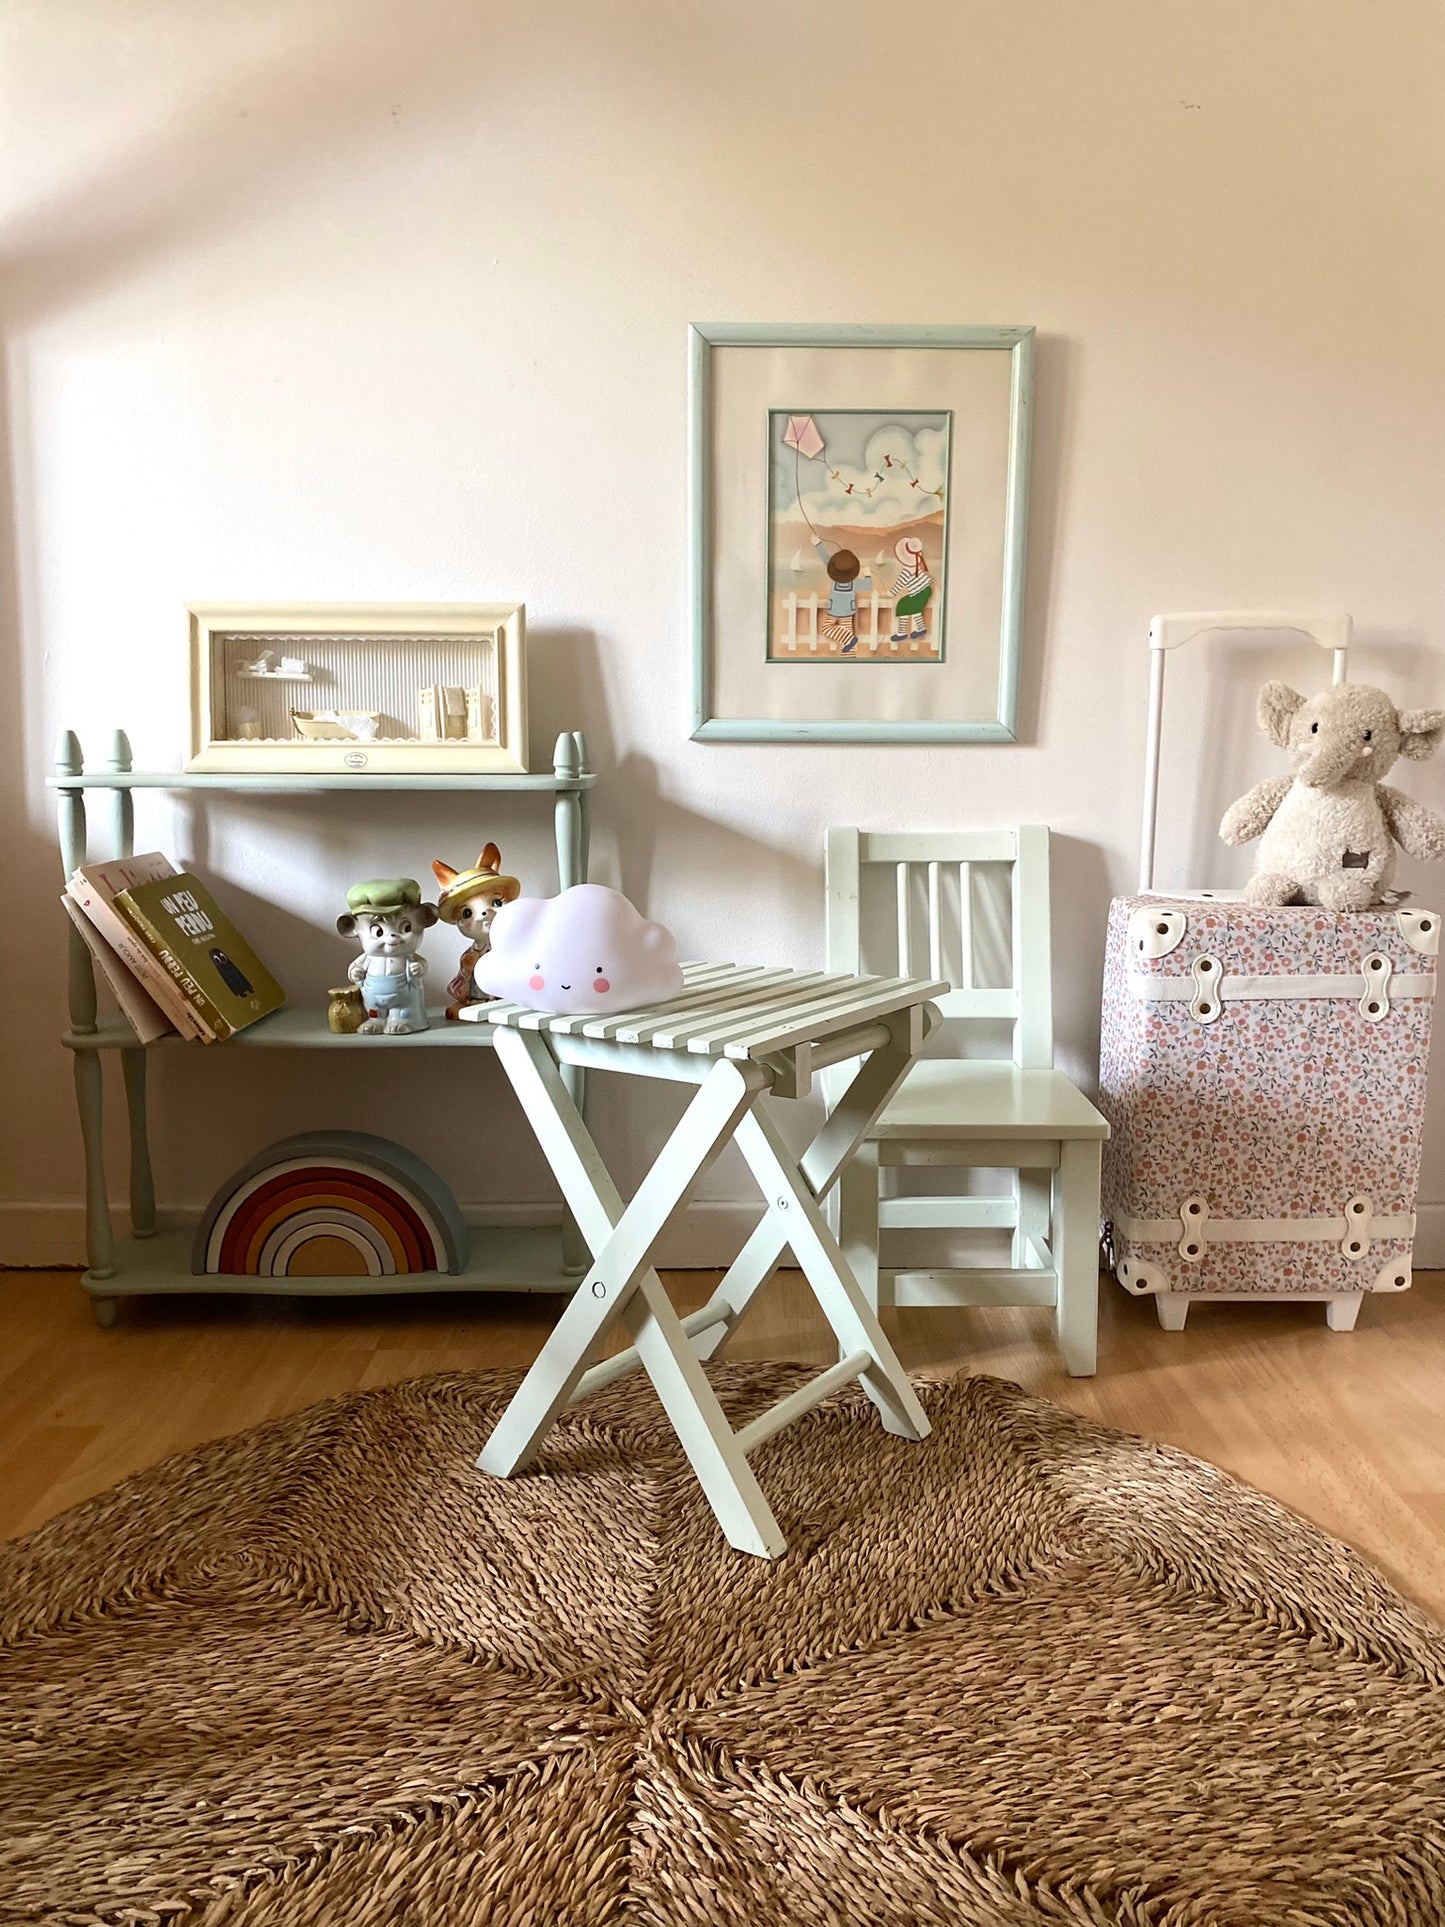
[1139, 609, 1352, 893]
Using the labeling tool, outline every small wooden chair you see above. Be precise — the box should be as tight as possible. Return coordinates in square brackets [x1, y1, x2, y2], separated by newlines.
[826, 826, 1108, 1375]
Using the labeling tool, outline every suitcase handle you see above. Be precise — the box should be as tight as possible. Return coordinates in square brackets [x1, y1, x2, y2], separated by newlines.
[1139, 609, 1353, 892]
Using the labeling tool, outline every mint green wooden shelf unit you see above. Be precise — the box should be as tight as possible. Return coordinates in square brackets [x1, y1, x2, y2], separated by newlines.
[52, 728, 596, 1324]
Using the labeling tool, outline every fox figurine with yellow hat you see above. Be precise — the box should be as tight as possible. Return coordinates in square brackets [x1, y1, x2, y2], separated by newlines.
[431, 843, 521, 1020]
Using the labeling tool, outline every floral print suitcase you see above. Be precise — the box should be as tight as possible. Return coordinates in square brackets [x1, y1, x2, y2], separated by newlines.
[1099, 895, 1439, 1328]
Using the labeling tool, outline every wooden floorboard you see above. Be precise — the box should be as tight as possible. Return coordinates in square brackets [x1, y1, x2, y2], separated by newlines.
[2, 1266, 1443, 1620]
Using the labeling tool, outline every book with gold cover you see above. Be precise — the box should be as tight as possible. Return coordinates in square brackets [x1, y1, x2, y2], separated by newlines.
[67, 854, 209, 1041]
[112, 871, 286, 1042]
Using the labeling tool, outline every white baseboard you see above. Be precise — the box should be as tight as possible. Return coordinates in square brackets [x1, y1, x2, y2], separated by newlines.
[0, 1199, 763, 1273]
[9, 1197, 1443, 1278]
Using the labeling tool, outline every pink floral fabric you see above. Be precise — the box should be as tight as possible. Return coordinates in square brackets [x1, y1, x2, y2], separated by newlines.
[1099, 899, 1437, 1297]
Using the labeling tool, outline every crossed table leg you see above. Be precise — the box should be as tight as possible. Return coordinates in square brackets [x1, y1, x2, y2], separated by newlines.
[477, 1015, 932, 1557]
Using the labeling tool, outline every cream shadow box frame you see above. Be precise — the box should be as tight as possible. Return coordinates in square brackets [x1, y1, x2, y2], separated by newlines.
[186, 602, 528, 775]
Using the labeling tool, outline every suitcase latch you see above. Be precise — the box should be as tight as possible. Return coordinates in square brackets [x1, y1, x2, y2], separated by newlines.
[1189, 955, 1223, 1023]
[1359, 953, 1392, 1022]
[1178, 1194, 1208, 1262]
[1342, 1195, 1373, 1260]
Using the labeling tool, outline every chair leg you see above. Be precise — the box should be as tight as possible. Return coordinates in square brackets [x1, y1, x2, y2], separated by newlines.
[838, 1140, 881, 1314]
[1052, 1139, 1101, 1376]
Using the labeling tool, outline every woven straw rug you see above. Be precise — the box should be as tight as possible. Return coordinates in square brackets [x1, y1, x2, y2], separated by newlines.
[4, 1365, 1445, 1926]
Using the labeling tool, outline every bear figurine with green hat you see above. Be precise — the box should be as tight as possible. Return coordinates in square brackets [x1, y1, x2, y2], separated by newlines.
[335, 878, 439, 1035]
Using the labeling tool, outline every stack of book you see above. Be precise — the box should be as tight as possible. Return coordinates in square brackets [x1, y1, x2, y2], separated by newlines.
[63, 853, 286, 1044]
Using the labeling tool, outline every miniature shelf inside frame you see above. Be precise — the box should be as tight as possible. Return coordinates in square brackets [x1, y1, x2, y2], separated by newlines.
[187, 601, 530, 776]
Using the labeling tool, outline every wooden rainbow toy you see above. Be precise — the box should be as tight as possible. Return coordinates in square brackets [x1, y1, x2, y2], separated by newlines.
[192, 1131, 467, 1278]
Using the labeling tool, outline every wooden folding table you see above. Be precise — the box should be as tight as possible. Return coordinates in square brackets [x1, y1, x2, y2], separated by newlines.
[462, 962, 947, 1557]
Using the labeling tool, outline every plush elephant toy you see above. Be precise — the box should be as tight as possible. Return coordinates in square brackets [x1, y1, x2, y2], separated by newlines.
[1219, 681, 1445, 908]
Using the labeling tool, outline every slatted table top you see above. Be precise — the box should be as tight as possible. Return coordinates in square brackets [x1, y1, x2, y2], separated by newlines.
[460, 962, 948, 1061]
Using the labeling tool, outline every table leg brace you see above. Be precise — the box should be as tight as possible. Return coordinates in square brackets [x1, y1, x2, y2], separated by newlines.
[731, 1104, 930, 1442]
[478, 1013, 934, 1556]
[479, 1029, 790, 1556]
[691, 1013, 929, 1414]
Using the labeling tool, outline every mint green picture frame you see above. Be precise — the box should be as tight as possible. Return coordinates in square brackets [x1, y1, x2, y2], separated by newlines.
[689, 323, 1034, 744]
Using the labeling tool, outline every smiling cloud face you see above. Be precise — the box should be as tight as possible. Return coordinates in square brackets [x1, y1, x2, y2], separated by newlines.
[476, 884, 685, 1015]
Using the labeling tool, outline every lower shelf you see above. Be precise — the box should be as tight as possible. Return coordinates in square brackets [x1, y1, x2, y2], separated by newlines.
[84, 1225, 581, 1299]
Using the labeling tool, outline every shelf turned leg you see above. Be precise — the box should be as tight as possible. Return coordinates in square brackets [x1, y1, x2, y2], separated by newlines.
[74, 1051, 115, 1282]
[122, 1049, 156, 1238]
[553, 731, 584, 891]
[573, 730, 592, 881]
[57, 731, 96, 1036]
[108, 728, 135, 858]
[59, 730, 116, 1305]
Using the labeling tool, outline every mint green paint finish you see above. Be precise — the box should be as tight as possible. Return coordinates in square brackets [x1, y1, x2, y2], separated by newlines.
[54, 726, 596, 1319]
[689, 322, 1034, 745]
[47, 771, 595, 793]
[64, 1010, 502, 1051]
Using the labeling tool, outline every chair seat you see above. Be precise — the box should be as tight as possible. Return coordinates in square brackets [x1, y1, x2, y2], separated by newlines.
[869, 1059, 1109, 1142]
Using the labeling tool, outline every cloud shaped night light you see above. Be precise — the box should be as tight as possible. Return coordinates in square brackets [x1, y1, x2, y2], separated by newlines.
[475, 884, 685, 1015]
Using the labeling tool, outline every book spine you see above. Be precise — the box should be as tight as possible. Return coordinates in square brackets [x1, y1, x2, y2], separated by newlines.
[114, 895, 234, 1042]
[60, 897, 175, 1044]
[66, 882, 210, 1042]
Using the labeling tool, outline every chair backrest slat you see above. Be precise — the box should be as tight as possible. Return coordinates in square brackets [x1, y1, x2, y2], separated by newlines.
[1011, 824, 1053, 1067]
[825, 825, 1053, 1067]
[958, 862, 973, 988]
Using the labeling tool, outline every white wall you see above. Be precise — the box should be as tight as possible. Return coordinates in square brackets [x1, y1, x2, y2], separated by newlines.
[4, 0, 1444, 1262]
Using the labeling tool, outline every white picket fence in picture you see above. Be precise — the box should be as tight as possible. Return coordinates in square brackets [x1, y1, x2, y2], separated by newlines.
[779, 590, 930, 653]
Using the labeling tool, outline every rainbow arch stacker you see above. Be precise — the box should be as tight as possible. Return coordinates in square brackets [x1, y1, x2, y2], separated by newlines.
[192, 1131, 467, 1279]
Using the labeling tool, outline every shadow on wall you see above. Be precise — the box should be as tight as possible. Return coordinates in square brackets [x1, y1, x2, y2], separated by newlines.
[0, 4, 555, 1232]
[529, 620, 819, 932]
[1048, 833, 1113, 1096]
[0, 11, 530, 334]
[1013, 332, 1077, 748]
[1168, 630, 1443, 893]
[0, 341, 71, 1215]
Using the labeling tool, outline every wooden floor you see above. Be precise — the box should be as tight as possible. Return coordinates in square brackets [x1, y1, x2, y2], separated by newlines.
[3, 1265, 1443, 1620]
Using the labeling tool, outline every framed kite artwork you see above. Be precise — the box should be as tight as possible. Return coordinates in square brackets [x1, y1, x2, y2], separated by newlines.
[688, 323, 1034, 743]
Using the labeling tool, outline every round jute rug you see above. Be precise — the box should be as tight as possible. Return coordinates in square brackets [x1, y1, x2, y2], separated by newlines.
[4, 1365, 1445, 1926]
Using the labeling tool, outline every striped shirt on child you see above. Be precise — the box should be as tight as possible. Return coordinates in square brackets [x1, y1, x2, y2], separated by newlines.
[893, 567, 932, 600]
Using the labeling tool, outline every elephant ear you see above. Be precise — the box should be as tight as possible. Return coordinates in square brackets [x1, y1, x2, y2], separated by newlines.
[1398, 708, 1445, 760]
[1257, 681, 1306, 749]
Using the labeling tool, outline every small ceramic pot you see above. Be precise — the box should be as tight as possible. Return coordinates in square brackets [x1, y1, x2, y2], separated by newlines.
[327, 984, 367, 1035]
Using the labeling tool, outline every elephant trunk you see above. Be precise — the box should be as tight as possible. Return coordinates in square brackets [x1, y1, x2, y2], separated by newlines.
[1298, 739, 1370, 788]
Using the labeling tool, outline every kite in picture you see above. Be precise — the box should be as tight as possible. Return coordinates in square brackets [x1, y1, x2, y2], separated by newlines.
[783, 414, 828, 546]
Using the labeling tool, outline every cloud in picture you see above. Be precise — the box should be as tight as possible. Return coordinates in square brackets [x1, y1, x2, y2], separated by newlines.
[783, 417, 950, 531]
